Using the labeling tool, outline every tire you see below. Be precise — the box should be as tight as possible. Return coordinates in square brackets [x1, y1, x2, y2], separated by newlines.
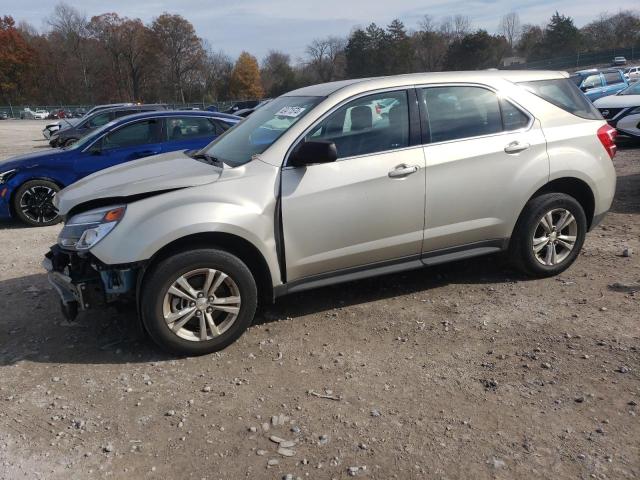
[64, 138, 77, 147]
[141, 249, 258, 356]
[509, 193, 587, 277]
[12, 179, 62, 227]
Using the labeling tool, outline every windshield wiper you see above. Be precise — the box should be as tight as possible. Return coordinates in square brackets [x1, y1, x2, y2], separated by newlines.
[190, 151, 224, 167]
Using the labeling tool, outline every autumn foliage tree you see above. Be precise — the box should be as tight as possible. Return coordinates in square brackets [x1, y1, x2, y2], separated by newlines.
[0, 16, 35, 103]
[230, 52, 263, 100]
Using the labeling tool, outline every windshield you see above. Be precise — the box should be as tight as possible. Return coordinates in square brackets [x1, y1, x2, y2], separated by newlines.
[65, 119, 118, 151]
[202, 96, 323, 167]
[618, 81, 640, 96]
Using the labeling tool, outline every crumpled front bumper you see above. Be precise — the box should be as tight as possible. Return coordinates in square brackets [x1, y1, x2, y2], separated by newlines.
[43, 245, 139, 317]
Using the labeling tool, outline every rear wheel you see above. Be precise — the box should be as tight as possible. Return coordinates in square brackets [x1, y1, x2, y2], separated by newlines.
[509, 193, 587, 277]
[141, 249, 258, 356]
[12, 179, 62, 227]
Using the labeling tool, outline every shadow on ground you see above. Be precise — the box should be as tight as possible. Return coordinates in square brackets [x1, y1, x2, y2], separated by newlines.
[0, 254, 524, 367]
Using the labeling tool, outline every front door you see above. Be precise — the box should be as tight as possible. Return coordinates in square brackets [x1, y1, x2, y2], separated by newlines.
[281, 89, 426, 282]
[75, 118, 163, 178]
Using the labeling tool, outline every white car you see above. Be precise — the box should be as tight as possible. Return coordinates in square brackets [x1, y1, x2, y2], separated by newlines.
[623, 66, 640, 82]
[33, 109, 49, 120]
[594, 81, 640, 140]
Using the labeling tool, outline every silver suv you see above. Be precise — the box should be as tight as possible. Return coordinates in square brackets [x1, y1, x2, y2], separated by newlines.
[44, 71, 617, 355]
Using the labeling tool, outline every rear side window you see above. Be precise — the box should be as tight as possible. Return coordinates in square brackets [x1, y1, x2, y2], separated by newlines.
[420, 86, 503, 142]
[500, 99, 530, 131]
[87, 112, 112, 128]
[603, 71, 623, 85]
[519, 79, 602, 121]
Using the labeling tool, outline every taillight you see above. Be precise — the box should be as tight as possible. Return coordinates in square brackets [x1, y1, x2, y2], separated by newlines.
[597, 124, 617, 159]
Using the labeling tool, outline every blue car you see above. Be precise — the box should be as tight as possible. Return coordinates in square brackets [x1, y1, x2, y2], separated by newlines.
[0, 111, 240, 226]
[570, 69, 629, 102]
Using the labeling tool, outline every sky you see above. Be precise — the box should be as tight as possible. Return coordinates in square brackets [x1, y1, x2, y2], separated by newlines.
[5, 0, 639, 60]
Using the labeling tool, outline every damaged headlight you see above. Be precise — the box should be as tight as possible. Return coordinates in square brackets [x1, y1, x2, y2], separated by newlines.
[58, 205, 126, 251]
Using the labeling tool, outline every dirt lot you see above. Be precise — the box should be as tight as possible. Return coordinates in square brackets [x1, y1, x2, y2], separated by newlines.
[0, 119, 638, 480]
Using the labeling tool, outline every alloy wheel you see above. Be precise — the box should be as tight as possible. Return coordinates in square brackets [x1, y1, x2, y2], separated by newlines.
[162, 268, 241, 342]
[19, 185, 58, 224]
[532, 208, 578, 266]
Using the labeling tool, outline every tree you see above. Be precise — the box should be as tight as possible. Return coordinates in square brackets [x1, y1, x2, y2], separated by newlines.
[261, 50, 296, 97]
[230, 51, 263, 99]
[444, 30, 509, 70]
[202, 47, 233, 101]
[499, 12, 521, 50]
[47, 2, 94, 101]
[305, 36, 345, 82]
[386, 19, 413, 74]
[530, 12, 582, 60]
[151, 13, 205, 103]
[581, 11, 640, 51]
[517, 24, 544, 59]
[0, 16, 35, 103]
[440, 15, 471, 42]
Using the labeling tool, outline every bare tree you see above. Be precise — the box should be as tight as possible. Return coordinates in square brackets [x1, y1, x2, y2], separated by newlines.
[499, 12, 521, 49]
[440, 15, 471, 41]
[305, 36, 346, 82]
[47, 2, 93, 100]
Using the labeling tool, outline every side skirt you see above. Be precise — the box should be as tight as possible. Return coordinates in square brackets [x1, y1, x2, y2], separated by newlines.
[273, 239, 507, 298]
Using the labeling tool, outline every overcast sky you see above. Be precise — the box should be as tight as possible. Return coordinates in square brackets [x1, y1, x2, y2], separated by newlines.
[8, 1, 639, 60]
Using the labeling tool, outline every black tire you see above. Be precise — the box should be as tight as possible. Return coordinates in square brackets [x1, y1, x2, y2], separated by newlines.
[141, 249, 258, 356]
[64, 138, 77, 147]
[12, 179, 62, 227]
[509, 193, 587, 277]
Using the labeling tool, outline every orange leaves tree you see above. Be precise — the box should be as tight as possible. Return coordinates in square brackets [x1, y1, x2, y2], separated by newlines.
[230, 52, 264, 100]
[0, 16, 35, 103]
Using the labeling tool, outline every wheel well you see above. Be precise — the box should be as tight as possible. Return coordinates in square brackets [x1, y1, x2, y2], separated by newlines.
[143, 232, 274, 302]
[532, 177, 595, 228]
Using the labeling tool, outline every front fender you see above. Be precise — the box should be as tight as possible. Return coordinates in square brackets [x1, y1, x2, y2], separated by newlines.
[89, 162, 282, 285]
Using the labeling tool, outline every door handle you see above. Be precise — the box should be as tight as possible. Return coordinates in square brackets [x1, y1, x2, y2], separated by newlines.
[504, 141, 530, 154]
[388, 164, 419, 178]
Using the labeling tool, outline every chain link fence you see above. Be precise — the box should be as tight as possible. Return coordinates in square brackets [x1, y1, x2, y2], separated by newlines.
[502, 45, 640, 71]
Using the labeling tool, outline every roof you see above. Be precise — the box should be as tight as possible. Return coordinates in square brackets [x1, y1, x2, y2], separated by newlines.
[105, 110, 241, 125]
[284, 70, 569, 97]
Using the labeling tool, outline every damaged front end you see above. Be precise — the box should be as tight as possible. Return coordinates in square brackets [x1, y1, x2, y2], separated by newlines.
[43, 246, 139, 320]
[43, 204, 139, 320]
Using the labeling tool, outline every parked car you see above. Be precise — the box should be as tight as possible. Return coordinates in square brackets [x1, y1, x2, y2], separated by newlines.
[43, 71, 617, 355]
[43, 103, 136, 140]
[20, 108, 49, 120]
[223, 100, 260, 114]
[49, 104, 167, 147]
[593, 80, 640, 140]
[612, 56, 627, 66]
[570, 69, 628, 101]
[233, 99, 273, 118]
[623, 66, 640, 82]
[0, 111, 240, 226]
[0, 112, 8, 120]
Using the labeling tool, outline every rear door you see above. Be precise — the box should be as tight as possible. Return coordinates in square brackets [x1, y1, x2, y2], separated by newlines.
[163, 116, 220, 152]
[419, 84, 549, 254]
[74, 118, 163, 176]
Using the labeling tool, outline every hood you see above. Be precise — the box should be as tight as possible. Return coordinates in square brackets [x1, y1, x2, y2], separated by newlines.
[56, 150, 223, 215]
[0, 148, 67, 172]
[593, 94, 640, 108]
[47, 118, 80, 129]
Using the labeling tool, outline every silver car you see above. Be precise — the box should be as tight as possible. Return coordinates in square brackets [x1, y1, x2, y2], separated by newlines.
[44, 71, 617, 355]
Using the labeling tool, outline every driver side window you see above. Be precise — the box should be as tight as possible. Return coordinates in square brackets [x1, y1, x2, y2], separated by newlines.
[102, 119, 160, 150]
[307, 90, 409, 160]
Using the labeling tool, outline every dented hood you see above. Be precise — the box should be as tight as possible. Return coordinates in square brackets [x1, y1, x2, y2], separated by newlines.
[55, 150, 222, 215]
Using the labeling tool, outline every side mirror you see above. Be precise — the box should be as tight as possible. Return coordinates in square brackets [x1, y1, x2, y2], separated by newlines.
[289, 140, 338, 167]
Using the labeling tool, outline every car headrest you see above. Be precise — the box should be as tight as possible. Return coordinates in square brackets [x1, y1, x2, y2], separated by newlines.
[350, 106, 372, 131]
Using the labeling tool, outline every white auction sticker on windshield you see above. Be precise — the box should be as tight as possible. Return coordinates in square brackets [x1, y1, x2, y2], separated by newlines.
[276, 106, 306, 117]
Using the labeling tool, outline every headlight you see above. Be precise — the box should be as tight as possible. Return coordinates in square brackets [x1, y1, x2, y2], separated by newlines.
[0, 169, 16, 184]
[58, 205, 126, 251]
[628, 106, 640, 115]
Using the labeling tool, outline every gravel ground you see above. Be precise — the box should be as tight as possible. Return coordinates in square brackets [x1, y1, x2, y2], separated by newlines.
[0, 119, 638, 480]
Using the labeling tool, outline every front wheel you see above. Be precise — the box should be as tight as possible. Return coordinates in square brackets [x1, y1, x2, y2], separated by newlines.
[12, 179, 62, 227]
[141, 249, 258, 356]
[509, 193, 587, 277]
